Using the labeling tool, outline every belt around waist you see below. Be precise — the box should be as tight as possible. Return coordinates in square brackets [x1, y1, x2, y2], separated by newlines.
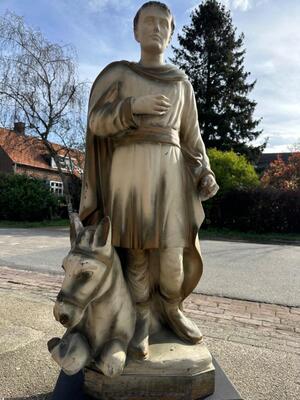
[112, 126, 180, 148]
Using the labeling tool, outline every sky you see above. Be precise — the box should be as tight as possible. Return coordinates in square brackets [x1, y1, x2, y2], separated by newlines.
[0, 0, 299, 153]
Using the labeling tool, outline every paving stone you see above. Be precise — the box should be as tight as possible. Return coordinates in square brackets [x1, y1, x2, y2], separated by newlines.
[233, 317, 262, 326]
[225, 310, 251, 318]
[290, 308, 300, 315]
[251, 314, 281, 323]
[280, 314, 300, 323]
[218, 303, 247, 311]
[197, 300, 219, 308]
[245, 304, 260, 312]
[199, 306, 224, 314]
[286, 340, 300, 348]
[216, 314, 234, 321]
[260, 303, 289, 312]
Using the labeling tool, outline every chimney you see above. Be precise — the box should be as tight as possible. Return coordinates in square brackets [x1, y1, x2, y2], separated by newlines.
[14, 122, 25, 135]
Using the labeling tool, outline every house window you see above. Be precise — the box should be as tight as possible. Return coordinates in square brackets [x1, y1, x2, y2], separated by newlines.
[51, 156, 74, 171]
[49, 180, 64, 196]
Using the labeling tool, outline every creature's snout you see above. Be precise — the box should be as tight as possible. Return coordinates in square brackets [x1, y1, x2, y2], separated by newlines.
[59, 313, 70, 325]
[54, 302, 72, 327]
[54, 291, 70, 326]
[54, 290, 83, 328]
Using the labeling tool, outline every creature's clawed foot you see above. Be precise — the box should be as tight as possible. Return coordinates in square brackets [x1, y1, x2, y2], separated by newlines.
[96, 339, 127, 377]
[47, 337, 61, 352]
[48, 333, 91, 375]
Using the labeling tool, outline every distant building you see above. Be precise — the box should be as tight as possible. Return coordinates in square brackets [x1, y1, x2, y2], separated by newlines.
[256, 152, 292, 175]
[0, 123, 84, 196]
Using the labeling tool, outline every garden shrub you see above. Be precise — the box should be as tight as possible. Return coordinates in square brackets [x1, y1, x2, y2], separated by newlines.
[0, 173, 59, 221]
[208, 148, 259, 194]
[261, 152, 300, 190]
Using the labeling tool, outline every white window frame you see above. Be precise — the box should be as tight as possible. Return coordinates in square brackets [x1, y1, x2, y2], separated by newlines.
[49, 180, 64, 196]
[51, 156, 74, 171]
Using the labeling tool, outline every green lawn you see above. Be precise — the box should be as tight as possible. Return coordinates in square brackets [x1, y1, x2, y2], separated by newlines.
[0, 219, 69, 228]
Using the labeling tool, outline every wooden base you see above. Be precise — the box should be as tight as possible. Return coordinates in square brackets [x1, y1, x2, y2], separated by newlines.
[84, 330, 215, 400]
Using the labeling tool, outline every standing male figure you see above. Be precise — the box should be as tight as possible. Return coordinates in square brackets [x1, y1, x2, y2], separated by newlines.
[79, 1, 219, 359]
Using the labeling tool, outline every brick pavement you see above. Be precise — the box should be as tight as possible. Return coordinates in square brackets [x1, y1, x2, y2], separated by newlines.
[0, 266, 62, 299]
[185, 294, 300, 356]
[1, 266, 299, 356]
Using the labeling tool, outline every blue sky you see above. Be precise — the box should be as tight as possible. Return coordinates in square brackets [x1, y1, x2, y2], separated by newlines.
[1, 0, 299, 153]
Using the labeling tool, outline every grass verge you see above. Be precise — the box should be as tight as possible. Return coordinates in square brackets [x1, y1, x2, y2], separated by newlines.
[200, 227, 300, 244]
[0, 219, 69, 228]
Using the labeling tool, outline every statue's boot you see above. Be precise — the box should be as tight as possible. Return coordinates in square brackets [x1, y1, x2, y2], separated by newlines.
[161, 296, 203, 344]
[130, 302, 150, 359]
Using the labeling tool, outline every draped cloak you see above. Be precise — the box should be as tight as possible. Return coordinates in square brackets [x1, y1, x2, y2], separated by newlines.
[79, 60, 217, 304]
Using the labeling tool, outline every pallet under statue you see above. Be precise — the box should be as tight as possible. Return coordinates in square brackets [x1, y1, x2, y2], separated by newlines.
[48, 2, 219, 399]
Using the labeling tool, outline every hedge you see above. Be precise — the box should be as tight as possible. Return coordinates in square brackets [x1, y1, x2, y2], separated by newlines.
[203, 187, 300, 233]
[0, 173, 59, 221]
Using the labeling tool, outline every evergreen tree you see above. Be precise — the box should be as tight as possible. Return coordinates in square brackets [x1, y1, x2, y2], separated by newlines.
[171, 0, 265, 162]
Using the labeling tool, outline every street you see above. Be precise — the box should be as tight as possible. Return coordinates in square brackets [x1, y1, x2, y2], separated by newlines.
[0, 227, 68, 274]
[0, 227, 299, 307]
[195, 240, 300, 307]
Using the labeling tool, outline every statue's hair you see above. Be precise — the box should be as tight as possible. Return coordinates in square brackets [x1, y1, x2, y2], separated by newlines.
[133, 1, 175, 36]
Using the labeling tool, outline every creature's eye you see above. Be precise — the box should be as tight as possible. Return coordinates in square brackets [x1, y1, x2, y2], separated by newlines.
[77, 271, 93, 282]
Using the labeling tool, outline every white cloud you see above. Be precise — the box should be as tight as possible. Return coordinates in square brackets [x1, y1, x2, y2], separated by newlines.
[220, 0, 271, 12]
[187, 0, 269, 16]
[88, 0, 107, 11]
[87, 0, 132, 12]
[225, 0, 251, 11]
[78, 63, 103, 84]
[234, 0, 250, 11]
[262, 131, 300, 153]
[264, 144, 291, 153]
[227, 0, 300, 152]
[252, 131, 300, 153]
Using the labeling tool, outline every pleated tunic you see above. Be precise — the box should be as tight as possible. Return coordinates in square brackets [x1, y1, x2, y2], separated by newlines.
[88, 63, 213, 249]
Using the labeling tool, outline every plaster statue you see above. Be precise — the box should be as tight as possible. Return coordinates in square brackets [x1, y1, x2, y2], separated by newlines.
[49, 0, 218, 381]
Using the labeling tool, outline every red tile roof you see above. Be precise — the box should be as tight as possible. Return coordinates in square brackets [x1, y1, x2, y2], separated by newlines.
[0, 127, 84, 173]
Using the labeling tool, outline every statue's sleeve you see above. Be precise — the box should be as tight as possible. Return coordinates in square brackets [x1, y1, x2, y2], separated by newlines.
[180, 81, 214, 182]
[88, 67, 137, 137]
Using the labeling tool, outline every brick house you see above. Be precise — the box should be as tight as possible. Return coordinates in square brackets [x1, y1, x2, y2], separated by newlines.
[0, 123, 84, 196]
[256, 152, 292, 175]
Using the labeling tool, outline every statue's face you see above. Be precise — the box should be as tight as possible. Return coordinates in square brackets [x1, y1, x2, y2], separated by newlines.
[134, 6, 172, 54]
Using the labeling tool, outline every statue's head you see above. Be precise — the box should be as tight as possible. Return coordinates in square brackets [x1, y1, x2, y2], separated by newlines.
[133, 1, 175, 54]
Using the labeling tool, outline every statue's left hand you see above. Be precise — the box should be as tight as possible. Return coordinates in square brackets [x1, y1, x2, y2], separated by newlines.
[198, 175, 219, 201]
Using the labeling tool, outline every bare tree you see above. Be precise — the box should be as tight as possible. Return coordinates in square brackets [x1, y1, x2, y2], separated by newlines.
[288, 140, 300, 153]
[0, 11, 88, 212]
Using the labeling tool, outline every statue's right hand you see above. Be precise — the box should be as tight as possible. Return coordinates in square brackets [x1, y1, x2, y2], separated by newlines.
[132, 95, 171, 115]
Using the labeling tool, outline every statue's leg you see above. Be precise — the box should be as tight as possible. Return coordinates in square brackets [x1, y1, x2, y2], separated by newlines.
[127, 249, 150, 359]
[95, 339, 127, 377]
[160, 247, 203, 344]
